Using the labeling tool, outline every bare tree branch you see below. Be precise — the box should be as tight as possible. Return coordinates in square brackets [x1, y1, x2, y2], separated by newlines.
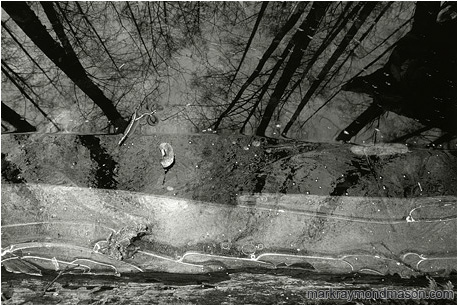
[335, 101, 385, 142]
[1, 21, 66, 98]
[212, 1, 308, 130]
[229, 2, 268, 89]
[1, 101, 37, 132]
[256, 1, 331, 136]
[74, 2, 121, 72]
[1, 63, 60, 130]
[282, 2, 378, 136]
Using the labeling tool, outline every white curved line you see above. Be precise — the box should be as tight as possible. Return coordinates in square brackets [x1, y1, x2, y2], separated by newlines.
[256, 252, 340, 261]
[21, 256, 90, 271]
[238, 204, 456, 224]
[137, 251, 204, 268]
[1, 221, 116, 232]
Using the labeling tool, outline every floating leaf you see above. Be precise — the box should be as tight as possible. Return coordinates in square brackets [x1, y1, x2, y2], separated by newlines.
[159, 143, 175, 169]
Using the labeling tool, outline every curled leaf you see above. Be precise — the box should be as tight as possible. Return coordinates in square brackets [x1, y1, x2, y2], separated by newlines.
[159, 143, 175, 169]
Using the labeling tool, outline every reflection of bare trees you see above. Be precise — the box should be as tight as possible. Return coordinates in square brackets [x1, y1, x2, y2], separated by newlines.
[256, 2, 332, 136]
[1, 1, 185, 132]
[2, 2, 127, 131]
[212, 2, 309, 131]
[282, 2, 377, 136]
[1, 2, 454, 144]
[228, 2, 268, 90]
[1, 60, 60, 130]
[209, 2, 454, 145]
[2, 21, 67, 99]
[1, 101, 36, 132]
[340, 2, 456, 143]
[209, 2, 415, 139]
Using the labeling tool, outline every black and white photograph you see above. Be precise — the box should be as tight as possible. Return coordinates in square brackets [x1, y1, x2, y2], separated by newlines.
[1, 1, 456, 304]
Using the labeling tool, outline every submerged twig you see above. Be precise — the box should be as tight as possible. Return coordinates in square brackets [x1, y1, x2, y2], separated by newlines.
[42, 265, 76, 295]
